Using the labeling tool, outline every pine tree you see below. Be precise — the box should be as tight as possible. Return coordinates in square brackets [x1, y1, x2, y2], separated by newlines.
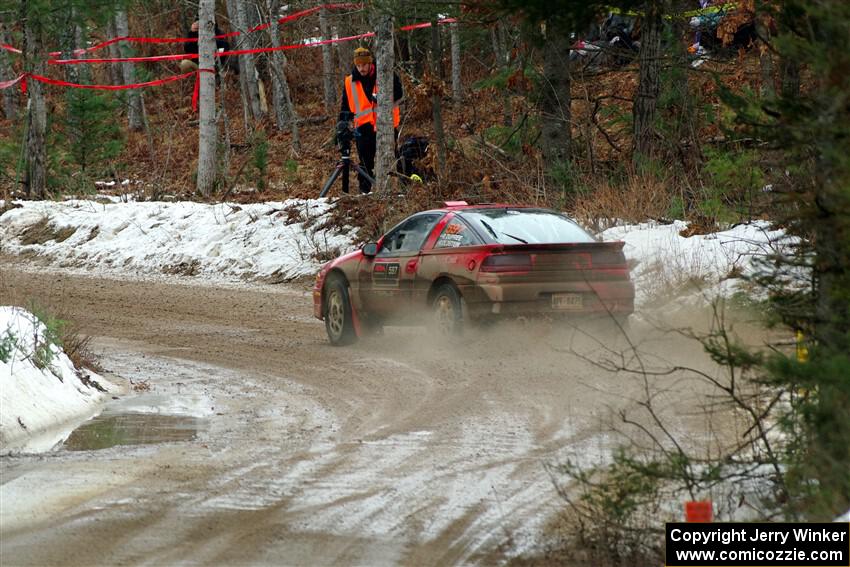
[1, 0, 128, 195]
[62, 89, 124, 176]
[722, 0, 850, 518]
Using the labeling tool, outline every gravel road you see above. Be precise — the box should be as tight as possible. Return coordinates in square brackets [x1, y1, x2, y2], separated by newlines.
[0, 263, 720, 566]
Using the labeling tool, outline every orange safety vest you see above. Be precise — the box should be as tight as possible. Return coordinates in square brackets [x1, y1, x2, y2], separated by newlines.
[345, 75, 400, 129]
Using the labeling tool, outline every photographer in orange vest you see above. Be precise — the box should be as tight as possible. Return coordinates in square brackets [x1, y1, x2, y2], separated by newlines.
[339, 47, 403, 194]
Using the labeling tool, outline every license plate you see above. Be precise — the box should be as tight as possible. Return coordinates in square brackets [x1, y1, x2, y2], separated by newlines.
[552, 293, 583, 310]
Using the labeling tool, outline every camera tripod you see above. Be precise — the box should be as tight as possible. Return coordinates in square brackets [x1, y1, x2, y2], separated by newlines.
[318, 145, 375, 198]
[319, 116, 376, 198]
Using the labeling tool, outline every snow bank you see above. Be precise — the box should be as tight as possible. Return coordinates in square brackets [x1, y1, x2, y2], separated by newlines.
[0, 306, 116, 453]
[602, 220, 795, 308]
[0, 199, 357, 282]
[1, 199, 796, 309]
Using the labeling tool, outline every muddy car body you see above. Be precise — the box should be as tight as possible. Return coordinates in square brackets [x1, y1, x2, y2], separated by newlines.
[313, 202, 634, 345]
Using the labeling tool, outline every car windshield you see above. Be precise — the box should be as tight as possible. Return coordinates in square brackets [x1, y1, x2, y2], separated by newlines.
[461, 208, 596, 244]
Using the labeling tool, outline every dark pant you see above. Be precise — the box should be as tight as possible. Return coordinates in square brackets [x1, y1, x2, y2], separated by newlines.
[355, 127, 376, 194]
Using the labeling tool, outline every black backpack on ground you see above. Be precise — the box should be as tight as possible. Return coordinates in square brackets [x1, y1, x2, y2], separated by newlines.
[399, 136, 429, 177]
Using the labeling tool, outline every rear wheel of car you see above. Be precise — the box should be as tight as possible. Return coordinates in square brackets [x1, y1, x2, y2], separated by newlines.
[324, 275, 357, 346]
[432, 283, 464, 337]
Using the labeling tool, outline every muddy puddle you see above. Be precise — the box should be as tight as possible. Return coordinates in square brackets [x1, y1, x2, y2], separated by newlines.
[62, 413, 204, 451]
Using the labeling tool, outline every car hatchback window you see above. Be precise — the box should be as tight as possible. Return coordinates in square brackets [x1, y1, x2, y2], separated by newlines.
[379, 213, 443, 256]
[462, 209, 596, 244]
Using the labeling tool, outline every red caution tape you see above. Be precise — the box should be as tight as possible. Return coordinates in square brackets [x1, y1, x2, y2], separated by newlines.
[192, 68, 216, 112]
[3, 69, 217, 110]
[399, 18, 457, 31]
[0, 74, 25, 90]
[48, 30, 377, 65]
[47, 16, 457, 67]
[49, 53, 199, 65]
[2, 3, 363, 58]
[52, 37, 209, 58]
[246, 3, 362, 35]
[26, 71, 197, 91]
[0, 12, 457, 106]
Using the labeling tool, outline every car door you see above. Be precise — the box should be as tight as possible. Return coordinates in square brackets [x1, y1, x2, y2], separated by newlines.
[415, 214, 485, 306]
[359, 213, 443, 319]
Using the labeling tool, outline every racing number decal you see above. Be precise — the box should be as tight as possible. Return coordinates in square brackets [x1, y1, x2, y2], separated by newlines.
[436, 221, 468, 248]
[373, 262, 400, 286]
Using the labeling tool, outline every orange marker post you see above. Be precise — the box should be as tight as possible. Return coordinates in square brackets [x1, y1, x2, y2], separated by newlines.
[684, 500, 713, 523]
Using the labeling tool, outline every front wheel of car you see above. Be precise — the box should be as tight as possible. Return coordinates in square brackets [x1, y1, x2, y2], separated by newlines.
[432, 283, 464, 337]
[324, 275, 357, 346]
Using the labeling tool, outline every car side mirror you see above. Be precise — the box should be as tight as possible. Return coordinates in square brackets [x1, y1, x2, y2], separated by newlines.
[362, 242, 378, 257]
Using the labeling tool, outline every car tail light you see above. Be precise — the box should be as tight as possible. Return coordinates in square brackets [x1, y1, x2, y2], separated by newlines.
[480, 253, 533, 273]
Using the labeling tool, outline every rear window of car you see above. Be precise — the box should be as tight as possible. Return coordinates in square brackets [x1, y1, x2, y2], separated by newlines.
[460, 208, 596, 244]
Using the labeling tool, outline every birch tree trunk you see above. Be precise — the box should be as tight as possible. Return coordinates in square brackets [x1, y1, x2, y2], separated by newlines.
[495, 22, 511, 126]
[540, 24, 571, 193]
[398, 0, 422, 76]
[633, 0, 662, 162]
[0, 25, 17, 120]
[755, 14, 774, 98]
[430, 20, 447, 178]
[372, 11, 395, 194]
[265, 0, 300, 150]
[227, 0, 264, 123]
[23, 11, 47, 198]
[334, 17, 353, 81]
[197, 0, 217, 197]
[319, 5, 337, 112]
[246, 0, 268, 117]
[450, 22, 462, 101]
[115, 10, 146, 132]
[225, 0, 252, 132]
[105, 19, 123, 86]
[333, 24, 345, 79]
[63, 15, 85, 84]
[219, 69, 232, 176]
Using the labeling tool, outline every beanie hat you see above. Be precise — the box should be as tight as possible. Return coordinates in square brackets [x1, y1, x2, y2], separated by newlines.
[353, 47, 373, 65]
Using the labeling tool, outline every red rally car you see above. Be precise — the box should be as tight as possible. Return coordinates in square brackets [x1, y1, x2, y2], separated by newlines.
[313, 201, 634, 345]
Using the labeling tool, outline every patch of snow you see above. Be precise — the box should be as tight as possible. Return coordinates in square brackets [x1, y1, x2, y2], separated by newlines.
[0, 198, 357, 283]
[0, 306, 117, 453]
[601, 220, 796, 309]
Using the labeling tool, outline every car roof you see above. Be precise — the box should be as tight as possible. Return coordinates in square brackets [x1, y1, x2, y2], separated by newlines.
[427, 201, 539, 213]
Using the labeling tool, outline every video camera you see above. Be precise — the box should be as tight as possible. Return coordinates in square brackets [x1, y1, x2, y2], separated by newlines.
[336, 111, 355, 148]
